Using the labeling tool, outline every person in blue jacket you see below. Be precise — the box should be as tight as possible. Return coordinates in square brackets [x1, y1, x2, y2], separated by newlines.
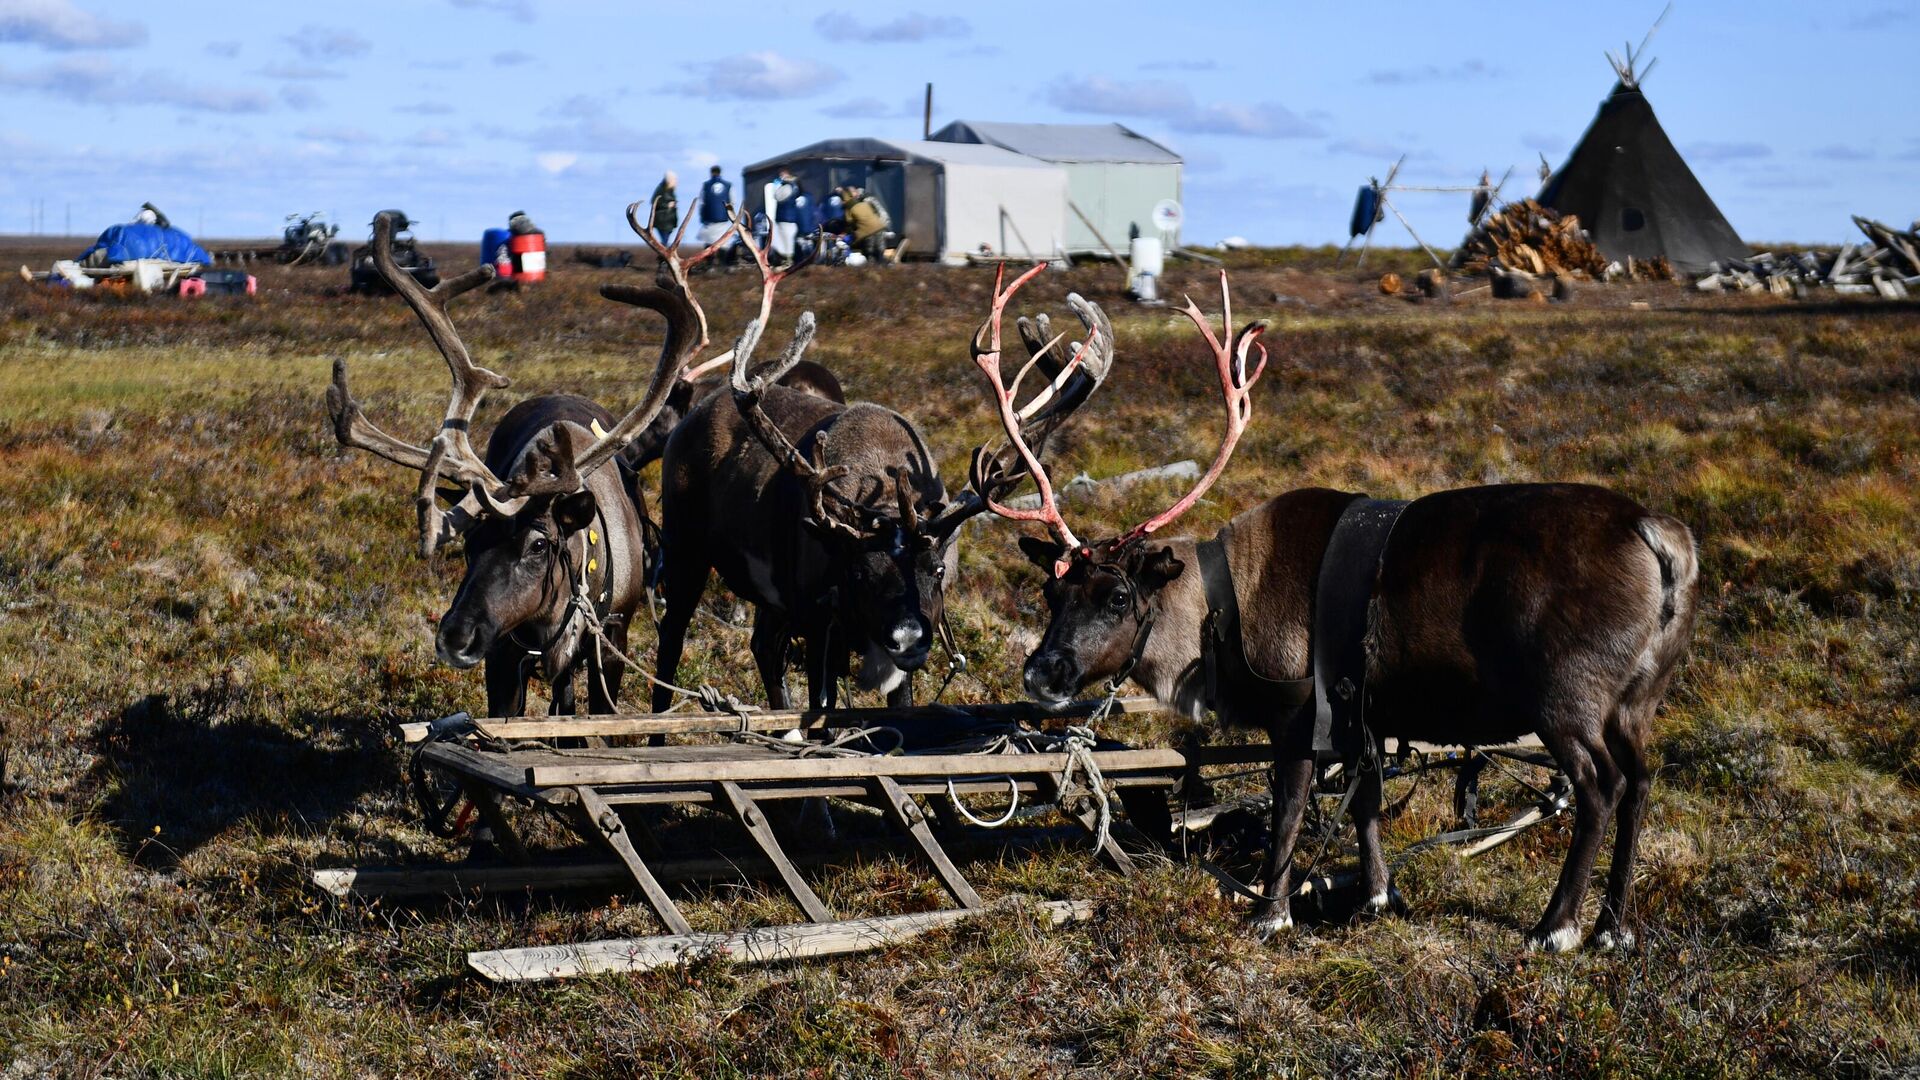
[697, 166, 733, 243]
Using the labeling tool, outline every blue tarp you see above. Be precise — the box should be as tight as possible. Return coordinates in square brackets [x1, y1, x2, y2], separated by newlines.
[77, 223, 211, 265]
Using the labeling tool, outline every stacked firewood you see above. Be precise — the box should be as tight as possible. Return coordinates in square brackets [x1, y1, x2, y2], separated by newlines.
[1453, 200, 1610, 277]
[1695, 216, 1920, 298]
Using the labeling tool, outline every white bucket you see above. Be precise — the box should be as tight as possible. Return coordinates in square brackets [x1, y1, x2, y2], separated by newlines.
[1129, 235, 1165, 277]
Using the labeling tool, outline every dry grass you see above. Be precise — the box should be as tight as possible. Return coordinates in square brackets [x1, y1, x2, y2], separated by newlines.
[0, 241, 1916, 1077]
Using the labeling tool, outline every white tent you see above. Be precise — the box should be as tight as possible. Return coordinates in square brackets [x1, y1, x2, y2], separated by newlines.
[745, 138, 1069, 264]
[931, 121, 1183, 254]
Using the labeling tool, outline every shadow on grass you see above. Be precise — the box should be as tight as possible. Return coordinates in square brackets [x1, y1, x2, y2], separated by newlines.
[87, 693, 397, 869]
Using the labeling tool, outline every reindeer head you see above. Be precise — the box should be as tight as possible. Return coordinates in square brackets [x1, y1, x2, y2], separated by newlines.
[965, 269, 1266, 706]
[326, 208, 728, 670]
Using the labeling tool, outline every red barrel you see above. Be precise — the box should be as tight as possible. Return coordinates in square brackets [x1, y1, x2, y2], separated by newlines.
[508, 231, 547, 282]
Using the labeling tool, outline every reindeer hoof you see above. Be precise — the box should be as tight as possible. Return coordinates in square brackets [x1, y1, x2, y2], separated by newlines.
[1361, 886, 1405, 918]
[1590, 927, 1637, 953]
[1524, 925, 1582, 954]
[1248, 906, 1294, 942]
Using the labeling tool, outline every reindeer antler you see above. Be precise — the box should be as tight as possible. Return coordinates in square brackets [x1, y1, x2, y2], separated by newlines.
[325, 211, 520, 555]
[681, 207, 823, 383]
[1111, 270, 1268, 548]
[943, 262, 1117, 556]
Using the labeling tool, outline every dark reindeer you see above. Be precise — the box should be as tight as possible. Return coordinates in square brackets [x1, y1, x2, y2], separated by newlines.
[655, 254, 1114, 712]
[325, 209, 722, 717]
[976, 270, 1698, 953]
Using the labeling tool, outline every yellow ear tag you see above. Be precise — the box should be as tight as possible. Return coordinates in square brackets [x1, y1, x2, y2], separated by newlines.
[588, 558, 598, 574]
[590, 419, 610, 439]
[588, 529, 599, 546]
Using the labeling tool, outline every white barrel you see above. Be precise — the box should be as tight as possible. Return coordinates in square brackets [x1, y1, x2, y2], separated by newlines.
[1129, 235, 1164, 277]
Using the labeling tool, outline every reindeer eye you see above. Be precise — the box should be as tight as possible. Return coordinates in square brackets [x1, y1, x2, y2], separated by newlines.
[528, 536, 550, 556]
[1109, 588, 1130, 612]
[934, 565, 946, 580]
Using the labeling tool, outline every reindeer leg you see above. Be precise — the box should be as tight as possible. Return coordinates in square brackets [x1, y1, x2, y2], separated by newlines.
[651, 556, 706, 715]
[1592, 709, 1652, 951]
[751, 610, 792, 709]
[1250, 753, 1315, 940]
[483, 646, 529, 718]
[885, 672, 913, 708]
[804, 623, 837, 711]
[549, 662, 578, 716]
[1350, 751, 1398, 917]
[588, 618, 628, 714]
[1528, 719, 1624, 953]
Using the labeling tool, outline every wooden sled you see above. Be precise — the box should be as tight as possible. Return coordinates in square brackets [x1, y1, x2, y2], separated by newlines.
[316, 696, 1562, 982]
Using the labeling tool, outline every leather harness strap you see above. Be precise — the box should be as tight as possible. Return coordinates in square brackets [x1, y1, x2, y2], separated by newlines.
[1193, 495, 1410, 759]
[1197, 525, 1314, 717]
[1309, 497, 1410, 756]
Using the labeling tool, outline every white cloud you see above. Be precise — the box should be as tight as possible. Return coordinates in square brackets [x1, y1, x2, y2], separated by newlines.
[1366, 60, 1500, 85]
[256, 61, 345, 81]
[449, 0, 534, 21]
[1684, 141, 1773, 162]
[296, 125, 376, 145]
[1045, 75, 1322, 139]
[281, 24, 371, 61]
[0, 0, 145, 50]
[395, 101, 454, 115]
[536, 152, 578, 174]
[665, 51, 842, 102]
[820, 96, 896, 119]
[0, 56, 273, 113]
[813, 12, 968, 42]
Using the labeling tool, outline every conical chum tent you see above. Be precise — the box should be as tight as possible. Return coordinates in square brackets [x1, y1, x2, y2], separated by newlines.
[1537, 75, 1745, 273]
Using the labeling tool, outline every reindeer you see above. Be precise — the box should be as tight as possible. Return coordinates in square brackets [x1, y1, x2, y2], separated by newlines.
[972, 269, 1698, 953]
[653, 253, 1113, 712]
[324, 209, 727, 717]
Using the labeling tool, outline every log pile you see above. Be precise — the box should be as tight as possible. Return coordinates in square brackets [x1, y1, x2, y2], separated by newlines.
[1453, 200, 1611, 277]
[1694, 216, 1920, 299]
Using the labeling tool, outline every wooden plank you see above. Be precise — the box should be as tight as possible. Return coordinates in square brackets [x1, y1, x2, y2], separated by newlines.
[313, 860, 633, 898]
[398, 696, 1165, 745]
[527, 747, 1191, 788]
[571, 786, 692, 935]
[312, 826, 1096, 901]
[595, 773, 1177, 806]
[871, 777, 982, 910]
[416, 742, 568, 805]
[461, 783, 529, 863]
[715, 781, 832, 923]
[467, 898, 1095, 982]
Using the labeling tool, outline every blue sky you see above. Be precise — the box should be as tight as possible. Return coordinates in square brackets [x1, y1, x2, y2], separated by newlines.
[2, 0, 1915, 246]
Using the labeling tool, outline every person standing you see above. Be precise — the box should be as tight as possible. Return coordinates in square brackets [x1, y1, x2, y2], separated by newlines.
[844, 186, 893, 264]
[697, 165, 733, 245]
[650, 171, 679, 243]
[766, 168, 799, 267]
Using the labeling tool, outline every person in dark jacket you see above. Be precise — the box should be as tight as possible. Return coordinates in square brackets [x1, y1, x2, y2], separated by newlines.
[649, 171, 679, 242]
[698, 167, 732, 235]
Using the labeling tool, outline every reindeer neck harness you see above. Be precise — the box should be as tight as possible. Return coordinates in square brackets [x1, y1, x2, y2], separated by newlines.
[1195, 494, 1410, 759]
[510, 502, 618, 670]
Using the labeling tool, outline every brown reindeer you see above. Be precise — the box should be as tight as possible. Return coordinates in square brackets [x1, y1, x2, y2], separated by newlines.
[975, 270, 1698, 952]
[324, 209, 724, 717]
[655, 256, 1114, 711]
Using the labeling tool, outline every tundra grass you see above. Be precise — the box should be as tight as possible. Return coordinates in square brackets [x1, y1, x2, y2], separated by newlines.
[0, 249, 1915, 1077]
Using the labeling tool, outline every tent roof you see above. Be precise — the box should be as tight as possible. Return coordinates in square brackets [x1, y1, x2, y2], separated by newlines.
[930, 120, 1181, 164]
[744, 137, 1053, 175]
[1537, 81, 1745, 272]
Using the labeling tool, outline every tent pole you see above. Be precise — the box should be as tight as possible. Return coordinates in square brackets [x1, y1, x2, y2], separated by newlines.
[1383, 195, 1446, 271]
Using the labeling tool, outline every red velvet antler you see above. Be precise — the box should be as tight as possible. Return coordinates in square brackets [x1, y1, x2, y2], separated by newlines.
[1112, 270, 1267, 548]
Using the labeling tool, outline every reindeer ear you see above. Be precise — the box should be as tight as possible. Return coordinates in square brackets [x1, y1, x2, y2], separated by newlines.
[1018, 535, 1068, 573]
[552, 488, 597, 533]
[1137, 545, 1187, 589]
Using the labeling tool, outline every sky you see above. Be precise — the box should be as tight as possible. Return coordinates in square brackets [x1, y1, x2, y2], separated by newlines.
[1, 0, 1915, 247]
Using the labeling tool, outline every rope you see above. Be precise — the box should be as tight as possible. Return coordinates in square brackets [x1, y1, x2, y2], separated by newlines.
[934, 724, 1114, 852]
